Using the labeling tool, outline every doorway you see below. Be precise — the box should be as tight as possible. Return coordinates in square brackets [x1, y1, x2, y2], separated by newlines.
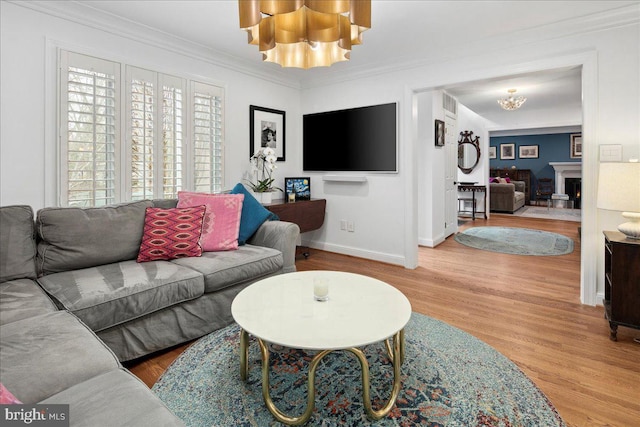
[411, 53, 598, 306]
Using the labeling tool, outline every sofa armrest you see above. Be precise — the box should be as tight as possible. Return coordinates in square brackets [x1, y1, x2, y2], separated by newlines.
[248, 221, 300, 273]
[512, 181, 525, 193]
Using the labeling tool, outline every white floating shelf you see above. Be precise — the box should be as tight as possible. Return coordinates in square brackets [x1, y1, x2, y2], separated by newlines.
[322, 175, 368, 183]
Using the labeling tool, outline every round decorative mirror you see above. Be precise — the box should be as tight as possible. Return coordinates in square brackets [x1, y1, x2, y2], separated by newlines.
[458, 131, 481, 174]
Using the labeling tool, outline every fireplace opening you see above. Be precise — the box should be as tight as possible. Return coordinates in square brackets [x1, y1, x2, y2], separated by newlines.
[565, 178, 581, 209]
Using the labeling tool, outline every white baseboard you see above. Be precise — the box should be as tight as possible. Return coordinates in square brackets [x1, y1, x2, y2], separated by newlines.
[302, 239, 406, 267]
[418, 235, 446, 247]
[596, 292, 605, 307]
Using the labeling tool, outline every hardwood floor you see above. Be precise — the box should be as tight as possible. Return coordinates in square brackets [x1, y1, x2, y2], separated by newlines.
[127, 215, 640, 427]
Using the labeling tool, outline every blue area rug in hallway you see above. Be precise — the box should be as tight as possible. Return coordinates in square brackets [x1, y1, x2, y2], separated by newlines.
[454, 226, 574, 256]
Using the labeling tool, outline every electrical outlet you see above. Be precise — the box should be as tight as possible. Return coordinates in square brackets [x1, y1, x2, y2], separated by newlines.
[347, 221, 355, 232]
[340, 220, 347, 231]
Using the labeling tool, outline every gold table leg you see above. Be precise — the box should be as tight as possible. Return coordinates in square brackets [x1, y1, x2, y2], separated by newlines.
[240, 329, 406, 425]
[239, 329, 249, 381]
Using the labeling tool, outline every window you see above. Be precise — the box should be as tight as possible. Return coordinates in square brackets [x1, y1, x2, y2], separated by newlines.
[192, 82, 224, 193]
[59, 50, 224, 207]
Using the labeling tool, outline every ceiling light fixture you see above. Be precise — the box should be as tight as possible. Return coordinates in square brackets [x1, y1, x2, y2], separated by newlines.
[238, 0, 371, 69]
[497, 89, 527, 111]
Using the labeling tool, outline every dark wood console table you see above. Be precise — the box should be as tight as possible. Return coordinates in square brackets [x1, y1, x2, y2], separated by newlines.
[457, 184, 487, 219]
[603, 231, 640, 341]
[264, 199, 326, 258]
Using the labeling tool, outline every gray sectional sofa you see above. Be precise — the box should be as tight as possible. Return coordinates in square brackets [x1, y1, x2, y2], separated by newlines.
[0, 199, 299, 425]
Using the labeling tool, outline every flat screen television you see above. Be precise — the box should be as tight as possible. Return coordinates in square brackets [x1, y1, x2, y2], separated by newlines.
[303, 102, 397, 172]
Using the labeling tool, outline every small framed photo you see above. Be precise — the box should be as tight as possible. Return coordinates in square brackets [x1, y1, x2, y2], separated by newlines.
[570, 133, 582, 159]
[488, 146, 497, 159]
[519, 145, 539, 159]
[284, 177, 310, 202]
[500, 143, 515, 160]
[250, 105, 285, 161]
[434, 119, 445, 146]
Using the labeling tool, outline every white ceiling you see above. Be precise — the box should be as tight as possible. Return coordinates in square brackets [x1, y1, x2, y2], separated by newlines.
[40, 1, 639, 132]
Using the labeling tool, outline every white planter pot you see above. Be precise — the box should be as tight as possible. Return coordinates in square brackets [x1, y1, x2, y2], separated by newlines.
[250, 190, 273, 205]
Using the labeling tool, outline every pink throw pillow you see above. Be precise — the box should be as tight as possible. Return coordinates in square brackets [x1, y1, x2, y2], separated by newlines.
[177, 192, 244, 252]
[0, 383, 22, 404]
[137, 206, 205, 262]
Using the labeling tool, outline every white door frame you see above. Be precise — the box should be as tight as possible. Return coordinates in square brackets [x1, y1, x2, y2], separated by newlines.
[405, 51, 598, 305]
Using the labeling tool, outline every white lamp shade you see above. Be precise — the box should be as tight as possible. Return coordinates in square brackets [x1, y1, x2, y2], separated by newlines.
[597, 162, 640, 212]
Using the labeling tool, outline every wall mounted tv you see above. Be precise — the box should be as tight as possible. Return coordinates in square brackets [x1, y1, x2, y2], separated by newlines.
[303, 102, 397, 172]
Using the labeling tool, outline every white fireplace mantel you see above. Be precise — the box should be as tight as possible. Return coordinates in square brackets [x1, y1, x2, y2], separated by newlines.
[549, 162, 582, 194]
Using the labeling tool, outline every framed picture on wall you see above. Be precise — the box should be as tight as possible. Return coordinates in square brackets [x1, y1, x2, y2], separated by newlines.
[519, 145, 539, 159]
[284, 177, 311, 202]
[500, 143, 515, 160]
[250, 105, 286, 161]
[570, 133, 582, 159]
[434, 119, 445, 146]
[488, 146, 497, 159]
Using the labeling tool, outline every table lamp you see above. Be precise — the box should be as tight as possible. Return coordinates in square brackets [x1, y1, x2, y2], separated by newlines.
[597, 160, 640, 239]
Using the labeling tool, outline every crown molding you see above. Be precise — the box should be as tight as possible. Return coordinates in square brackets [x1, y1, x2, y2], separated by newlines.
[8, 0, 302, 90]
[298, 3, 640, 90]
[8, 1, 638, 91]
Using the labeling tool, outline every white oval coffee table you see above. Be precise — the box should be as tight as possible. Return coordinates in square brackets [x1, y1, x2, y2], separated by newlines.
[231, 270, 412, 425]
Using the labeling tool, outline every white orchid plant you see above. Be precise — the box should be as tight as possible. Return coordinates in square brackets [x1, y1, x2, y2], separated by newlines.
[247, 147, 282, 192]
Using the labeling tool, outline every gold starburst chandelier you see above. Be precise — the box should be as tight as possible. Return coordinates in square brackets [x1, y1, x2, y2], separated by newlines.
[238, 0, 371, 69]
[497, 89, 527, 111]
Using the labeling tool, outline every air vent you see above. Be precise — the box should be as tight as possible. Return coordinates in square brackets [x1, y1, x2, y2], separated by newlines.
[443, 92, 457, 115]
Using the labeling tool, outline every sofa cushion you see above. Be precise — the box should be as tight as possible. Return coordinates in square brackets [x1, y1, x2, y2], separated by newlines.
[0, 311, 121, 403]
[37, 260, 204, 332]
[0, 205, 37, 282]
[40, 369, 185, 426]
[230, 183, 278, 245]
[137, 206, 206, 262]
[36, 200, 153, 275]
[177, 191, 244, 252]
[0, 278, 57, 325]
[171, 244, 283, 293]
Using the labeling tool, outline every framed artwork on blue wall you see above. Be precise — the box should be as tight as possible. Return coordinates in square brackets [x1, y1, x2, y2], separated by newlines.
[500, 143, 515, 160]
[488, 146, 497, 159]
[570, 134, 582, 159]
[519, 145, 539, 159]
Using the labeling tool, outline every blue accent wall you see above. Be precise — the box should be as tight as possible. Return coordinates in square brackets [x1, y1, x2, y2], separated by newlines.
[490, 133, 580, 199]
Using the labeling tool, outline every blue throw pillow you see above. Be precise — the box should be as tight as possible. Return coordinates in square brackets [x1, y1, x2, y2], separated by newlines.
[230, 183, 279, 244]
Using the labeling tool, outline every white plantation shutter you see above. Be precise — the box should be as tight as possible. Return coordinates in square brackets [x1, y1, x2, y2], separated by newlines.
[192, 81, 224, 193]
[128, 67, 156, 200]
[59, 51, 223, 206]
[126, 67, 186, 200]
[60, 51, 120, 207]
[161, 75, 185, 199]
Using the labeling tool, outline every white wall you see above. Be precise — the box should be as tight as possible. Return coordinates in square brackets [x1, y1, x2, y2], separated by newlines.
[0, 2, 302, 210]
[456, 104, 491, 214]
[299, 74, 408, 265]
[416, 90, 448, 247]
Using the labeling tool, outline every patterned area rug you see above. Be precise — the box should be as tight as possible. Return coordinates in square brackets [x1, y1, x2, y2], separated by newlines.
[454, 226, 574, 256]
[153, 313, 566, 427]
